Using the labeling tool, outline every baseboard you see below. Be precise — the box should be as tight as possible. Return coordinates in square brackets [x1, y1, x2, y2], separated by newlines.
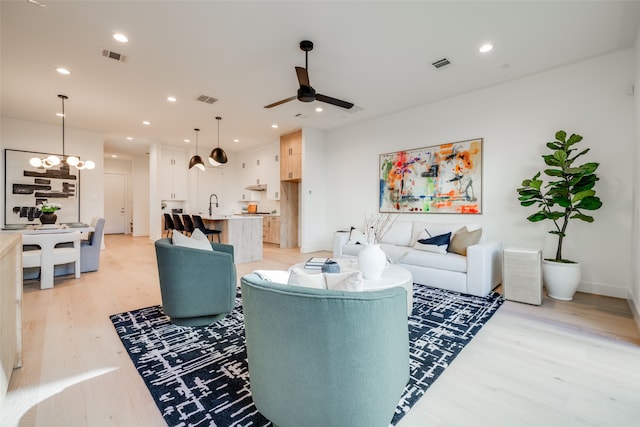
[577, 281, 629, 299]
[628, 291, 640, 332]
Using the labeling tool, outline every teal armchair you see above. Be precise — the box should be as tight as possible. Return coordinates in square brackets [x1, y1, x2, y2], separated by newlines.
[241, 273, 409, 427]
[155, 238, 236, 326]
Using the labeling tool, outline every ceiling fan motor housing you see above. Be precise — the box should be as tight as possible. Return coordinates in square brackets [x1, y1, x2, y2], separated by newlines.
[297, 86, 316, 102]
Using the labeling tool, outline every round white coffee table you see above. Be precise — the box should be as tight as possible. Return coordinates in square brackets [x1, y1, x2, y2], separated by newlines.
[291, 261, 413, 315]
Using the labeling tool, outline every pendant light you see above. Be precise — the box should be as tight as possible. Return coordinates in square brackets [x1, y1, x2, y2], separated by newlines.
[188, 128, 205, 171]
[208, 116, 228, 166]
[29, 94, 95, 170]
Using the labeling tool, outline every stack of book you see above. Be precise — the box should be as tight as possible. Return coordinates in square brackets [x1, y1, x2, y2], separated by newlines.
[304, 257, 330, 269]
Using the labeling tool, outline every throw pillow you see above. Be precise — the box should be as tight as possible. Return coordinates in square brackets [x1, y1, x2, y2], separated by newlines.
[413, 231, 451, 254]
[448, 226, 482, 256]
[324, 270, 363, 292]
[171, 229, 213, 252]
[287, 268, 327, 289]
[348, 227, 366, 245]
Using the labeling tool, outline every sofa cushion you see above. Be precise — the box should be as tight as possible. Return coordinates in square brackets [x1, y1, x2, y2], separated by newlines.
[287, 268, 327, 289]
[380, 221, 412, 246]
[410, 222, 482, 246]
[400, 248, 468, 273]
[448, 226, 483, 256]
[343, 243, 366, 257]
[171, 229, 213, 252]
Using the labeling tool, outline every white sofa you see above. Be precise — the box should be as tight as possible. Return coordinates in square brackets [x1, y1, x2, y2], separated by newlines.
[333, 221, 502, 297]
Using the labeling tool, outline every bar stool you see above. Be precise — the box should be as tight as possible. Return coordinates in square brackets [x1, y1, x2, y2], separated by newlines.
[192, 215, 221, 243]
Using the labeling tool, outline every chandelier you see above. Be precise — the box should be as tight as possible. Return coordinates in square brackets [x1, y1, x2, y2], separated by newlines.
[29, 94, 95, 170]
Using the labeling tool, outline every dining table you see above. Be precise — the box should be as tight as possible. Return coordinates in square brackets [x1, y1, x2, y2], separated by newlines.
[1, 223, 95, 289]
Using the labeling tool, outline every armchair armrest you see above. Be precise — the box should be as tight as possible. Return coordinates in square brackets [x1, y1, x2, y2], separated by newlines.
[466, 240, 503, 297]
[211, 242, 235, 262]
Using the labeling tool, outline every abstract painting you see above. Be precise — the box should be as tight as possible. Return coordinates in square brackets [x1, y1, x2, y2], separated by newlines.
[4, 149, 80, 225]
[379, 138, 482, 214]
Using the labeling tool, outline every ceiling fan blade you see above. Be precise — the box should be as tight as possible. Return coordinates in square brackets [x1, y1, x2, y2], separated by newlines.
[295, 66, 310, 88]
[316, 94, 354, 110]
[264, 96, 297, 109]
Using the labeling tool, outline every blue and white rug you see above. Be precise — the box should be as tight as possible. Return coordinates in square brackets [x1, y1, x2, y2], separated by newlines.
[110, 284, 504, 426]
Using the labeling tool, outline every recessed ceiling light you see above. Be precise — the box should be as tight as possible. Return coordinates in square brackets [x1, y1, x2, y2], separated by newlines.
[142, 120, 150, 125]
[272, 124, 278, 129]
[184, 139, 190, 143]
[126, 136, 133, 141]
[111, 154, 118, 158]
[167, 96, 177, 102]
[113, 33, 129, 43]
[233, 139, 239, 143]
[56, 113, 65, 117]
[315, 107, 323, 112]
[56, 67, 70, 75]
[479, 43, 493, 53]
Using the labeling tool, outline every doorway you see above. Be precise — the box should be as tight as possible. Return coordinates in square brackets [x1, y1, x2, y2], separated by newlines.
[104, 173, 127, 234]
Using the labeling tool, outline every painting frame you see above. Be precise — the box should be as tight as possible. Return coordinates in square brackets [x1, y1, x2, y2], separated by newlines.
[4, 149, 81, 225]
[379, 138, 483, 214]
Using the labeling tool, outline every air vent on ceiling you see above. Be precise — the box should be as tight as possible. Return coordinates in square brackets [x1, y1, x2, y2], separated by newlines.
[342, 105, 363, 114]
[295, 113, 308, 119]
[195, 94, 218, 104]
[101, 49, 127, 63]
[432, 58, 450, 69]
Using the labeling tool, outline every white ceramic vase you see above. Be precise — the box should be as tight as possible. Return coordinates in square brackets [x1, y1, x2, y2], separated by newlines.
[542, 259, 581, 301]
[357, 244, 387, 279]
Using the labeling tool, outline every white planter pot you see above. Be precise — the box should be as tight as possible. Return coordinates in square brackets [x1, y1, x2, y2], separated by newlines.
[357, 244, 387, 279]
[542, 260, 581, 301]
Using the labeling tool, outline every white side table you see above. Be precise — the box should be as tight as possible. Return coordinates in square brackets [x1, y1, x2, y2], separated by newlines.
[503, 247, 542, 305]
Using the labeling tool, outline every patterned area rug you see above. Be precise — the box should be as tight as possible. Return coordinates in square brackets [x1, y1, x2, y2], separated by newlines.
[110, 284, 504, 426]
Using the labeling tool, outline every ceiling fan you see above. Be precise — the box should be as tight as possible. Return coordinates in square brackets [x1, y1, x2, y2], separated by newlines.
[264, 40, 354, 110]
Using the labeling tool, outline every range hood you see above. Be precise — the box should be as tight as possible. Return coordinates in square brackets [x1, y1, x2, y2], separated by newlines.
[245, 184, 267, 191]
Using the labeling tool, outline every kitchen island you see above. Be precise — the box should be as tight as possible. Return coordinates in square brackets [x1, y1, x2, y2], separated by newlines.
[200, 215, 262, 263]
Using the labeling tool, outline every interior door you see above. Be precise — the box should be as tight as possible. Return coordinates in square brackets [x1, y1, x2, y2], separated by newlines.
[104, 173, 126, 234]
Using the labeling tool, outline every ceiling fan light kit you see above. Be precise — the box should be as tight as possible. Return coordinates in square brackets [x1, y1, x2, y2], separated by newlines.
[29, 94, 95, 171]
[188, 128, 205, 171]
[208, 116, 228, 166]
[264, 40, 354, 110]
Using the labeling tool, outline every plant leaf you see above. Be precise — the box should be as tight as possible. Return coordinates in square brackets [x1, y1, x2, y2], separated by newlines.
[555, 130, 567, 142]
[566, 133, 583, 146]
[553, 150, 567, 163]
[544, 168, 563, 177]
[572, 190, 595, 203]
[576, 196, 602, 210]
[571, 213, 594, 222]
[527, 212, 547, 222]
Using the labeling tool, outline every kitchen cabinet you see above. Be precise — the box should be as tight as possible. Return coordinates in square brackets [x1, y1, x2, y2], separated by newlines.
[160, 149, 188, 200]
[280, 130, 302, 182]
[262, 216, 280, 244]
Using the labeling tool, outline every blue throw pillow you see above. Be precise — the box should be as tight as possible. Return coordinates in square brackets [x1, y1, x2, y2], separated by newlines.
[418, 231, 451, 247]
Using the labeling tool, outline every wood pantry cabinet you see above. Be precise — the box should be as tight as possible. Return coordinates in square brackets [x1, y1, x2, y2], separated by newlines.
[280, 130, 302, 182]
[262, 216, 280, 244]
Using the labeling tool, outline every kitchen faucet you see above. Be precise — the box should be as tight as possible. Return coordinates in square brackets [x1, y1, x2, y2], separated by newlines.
[209, 193, 219, 216]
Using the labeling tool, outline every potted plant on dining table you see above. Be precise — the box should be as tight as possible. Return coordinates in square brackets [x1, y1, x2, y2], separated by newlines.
[38, 202, 62, 225]
[516, 130, 602, 300]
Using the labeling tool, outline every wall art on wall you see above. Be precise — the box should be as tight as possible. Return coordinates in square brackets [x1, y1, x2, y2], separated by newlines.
[4, 149, 80, 225]
[379, 138, 482, 214]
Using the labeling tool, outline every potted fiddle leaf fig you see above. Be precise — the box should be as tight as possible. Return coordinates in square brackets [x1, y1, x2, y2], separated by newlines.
[516, 130, 602, 300]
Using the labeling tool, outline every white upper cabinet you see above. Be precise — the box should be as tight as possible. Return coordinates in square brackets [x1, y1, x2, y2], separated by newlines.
[160, 149, 188, 200]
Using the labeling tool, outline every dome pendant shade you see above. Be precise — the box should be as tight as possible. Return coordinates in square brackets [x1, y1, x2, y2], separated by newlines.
[188, 128, 206, 171]
[210, 147, 228, 164]
[189, 155, 206, 171]
[208, 116, 228, 165]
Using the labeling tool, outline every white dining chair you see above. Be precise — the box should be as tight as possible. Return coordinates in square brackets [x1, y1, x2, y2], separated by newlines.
[22, 231, 82, 290]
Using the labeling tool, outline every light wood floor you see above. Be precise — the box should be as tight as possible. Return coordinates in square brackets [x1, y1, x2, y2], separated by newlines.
[3, 234, 640, 426]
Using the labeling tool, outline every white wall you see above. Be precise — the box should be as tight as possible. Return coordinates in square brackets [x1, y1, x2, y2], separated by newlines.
[301, 127, 327, 253]
[132, 154, 150, 237]
[0, 117, 104, 225]
[631, 30, 640, 324]
[322, 49, 636, 299]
